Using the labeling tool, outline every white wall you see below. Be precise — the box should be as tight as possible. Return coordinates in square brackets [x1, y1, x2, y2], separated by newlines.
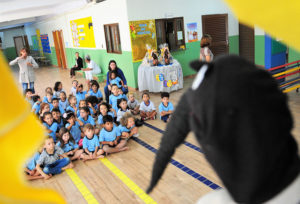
[24, 0, 132, 51]
[126, 0, 239, 41]
[2, 27, 26, 48]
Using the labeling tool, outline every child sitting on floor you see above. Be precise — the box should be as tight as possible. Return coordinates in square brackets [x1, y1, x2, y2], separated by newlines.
[109, 84, 123, 116]
[158, 92, 174, 123]
[71, 80, 78, 96]
[43, 87, 54, 102]
[99, 115, 129, 155]
[109, 70, 123, 88]
[66, 95, 78, 114]
[119, 112, 139, 139]
[87, 80, 103, 103]
[52, 98, 65, 114]
[139, 92, 157, 121]
[76, 83, 87, 106]
[76, 100, 94, 118]
[81, 124, 104, 161]
[25, 89, 34, 106]
[42, 112, 59, 142]
[36, 137, 74, 180]
[25, 147, 44, 180]
[53, 81, 65, 99]
[64, 111, 84, 145]
[78, 107, 95, 126]
[59, 91, 68, 111]
[86, 96, 98, 117]
[32, 95, 42, 115]
[97, 102, 115, 128]
[57, 128, 84, 161]
[39, 103, 50, 119]
[52, 108, 64, 129]
[128, 92, 140, 115]
[117, 98, 131, 123]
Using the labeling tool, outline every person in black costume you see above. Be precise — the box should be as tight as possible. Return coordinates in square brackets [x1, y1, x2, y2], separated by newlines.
[70, 52, 83, 78]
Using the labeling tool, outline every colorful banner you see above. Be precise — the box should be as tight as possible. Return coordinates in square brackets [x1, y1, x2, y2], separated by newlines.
[35, 29, 44, 56]
[129, 20, 157, 62]
[70, 16, 96, 48]
[40, 34, 51, 53]
[31, 35, 39, 51]
[187, 23, 198, 42]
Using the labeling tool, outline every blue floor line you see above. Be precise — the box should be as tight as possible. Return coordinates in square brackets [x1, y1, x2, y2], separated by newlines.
[143, 122, 204, 154]
[132, 137, 222, 190]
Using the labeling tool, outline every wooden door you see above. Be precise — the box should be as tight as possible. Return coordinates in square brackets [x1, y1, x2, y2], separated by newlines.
[57, 30, 67, 69]
[52, 31, 62, 67]
[239, 23, 254, 62]
[13, 36, 25, 56]
[23, 35, 30, 53]
[202, 14, 229, 56]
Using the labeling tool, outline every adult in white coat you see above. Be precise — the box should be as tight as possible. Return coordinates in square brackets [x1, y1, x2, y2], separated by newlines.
[9, 48, 39, 93]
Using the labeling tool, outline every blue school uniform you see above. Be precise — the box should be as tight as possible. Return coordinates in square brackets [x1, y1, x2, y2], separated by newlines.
[59, 100, 69, 111]
[32, 102, 41, 114]
[110, 77, 122, 88]
[109, 94, 123, 112]
[56, 141, 79, 153]
[77, 107, 94, 117]
[88, 90, 103, 99]
[99, 125, 121, 142]
[26, 152, 40, 171]
[158, 102, 174, 119]
[82, 135, 99, 152]
[121, 94, 128, 101]
[97, 112, 115, 125]
[55, 118, 64, 129]
[76, 91, 87, 105]
[43, 122, 58, 142]
[78, 115, 95, 126]
[66, 105, 77, 113]
[118, 125, 134, 133]
[65, 122, 81, 143]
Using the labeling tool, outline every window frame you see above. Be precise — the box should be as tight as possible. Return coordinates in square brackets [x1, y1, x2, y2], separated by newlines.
[104, 23, 122, 54]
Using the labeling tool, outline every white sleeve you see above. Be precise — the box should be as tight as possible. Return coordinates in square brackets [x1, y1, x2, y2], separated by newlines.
[116, 110, 122, 121]
[9, 57, 19, 66]
[151, 102, 156, 110]
[30, 56, 39, 68]
[139, 102, 145, 111]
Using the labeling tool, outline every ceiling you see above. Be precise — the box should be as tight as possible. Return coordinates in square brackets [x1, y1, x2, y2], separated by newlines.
[0, 0, 89, 29]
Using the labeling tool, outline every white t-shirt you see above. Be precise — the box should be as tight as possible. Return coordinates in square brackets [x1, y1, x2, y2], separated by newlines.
[139, 101, 156, 112]
[200, 47, 214, 61]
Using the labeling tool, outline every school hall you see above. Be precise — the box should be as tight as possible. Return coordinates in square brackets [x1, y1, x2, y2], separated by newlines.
[1, 0, 300, 203]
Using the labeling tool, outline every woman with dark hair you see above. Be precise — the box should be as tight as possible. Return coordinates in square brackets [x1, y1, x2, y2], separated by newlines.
[70, 52, 83, 78]
[104, 60, 128, 101]
[200, 34, 213, 62]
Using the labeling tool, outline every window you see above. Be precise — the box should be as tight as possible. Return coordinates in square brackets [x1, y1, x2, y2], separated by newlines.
[155, 17, 185, 51]
[104, 23, 122, 54]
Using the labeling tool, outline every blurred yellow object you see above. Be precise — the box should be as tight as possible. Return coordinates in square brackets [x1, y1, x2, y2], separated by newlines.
[224, 0, 300, 52]
[0, 52, 65, 203]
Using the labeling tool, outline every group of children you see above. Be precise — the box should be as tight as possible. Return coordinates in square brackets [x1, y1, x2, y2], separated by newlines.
[24, 78, 174, 180]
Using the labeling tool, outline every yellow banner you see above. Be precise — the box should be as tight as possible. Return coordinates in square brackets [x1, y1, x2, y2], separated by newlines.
[36, 29, 44, 56]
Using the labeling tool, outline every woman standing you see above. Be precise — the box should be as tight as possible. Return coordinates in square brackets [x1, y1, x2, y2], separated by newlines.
[70, 52, 83, 78]
[104, 60, 128, 101]
[9, 48, 39, 93]
[200, 34, 213, 62]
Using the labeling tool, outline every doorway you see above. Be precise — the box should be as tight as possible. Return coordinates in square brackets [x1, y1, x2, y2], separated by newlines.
[52, 30, 67, 68]
[202, 14, 229, 56]
[13, 35, 30, 56]
[239, 23, 255, 62]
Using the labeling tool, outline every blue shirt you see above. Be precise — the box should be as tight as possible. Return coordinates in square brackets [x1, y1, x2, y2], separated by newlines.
[118, 125, 134, 133]
[32, 102, 41, 114]
[97, 112, 115, 125]
[110, 77, 122, 88]
[56, 141, 79, 153]
[99, 125, 120, 142]
[88, 90, 103, 99]
[66, 121, 82, 143]
[26, 152, 40, 171]
[78, 115, 95, 126]
[109, 94, 123, 112]
[43, 122, 58, 142]
[106, 68, 127, 86]
[66, 105, 77, 113]
[76, 91, 87, 105]
[158, 102, 174, 119]
[55, 118, 64, 129]
[77, 107, 93, 117]
[82, 135, 99, 152]
[121, 94, 128, 101]
[59, 100, 69, 111]
[53, 105, 65, 114]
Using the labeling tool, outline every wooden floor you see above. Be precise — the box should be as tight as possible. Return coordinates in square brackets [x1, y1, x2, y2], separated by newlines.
[10, 65, 300, 204]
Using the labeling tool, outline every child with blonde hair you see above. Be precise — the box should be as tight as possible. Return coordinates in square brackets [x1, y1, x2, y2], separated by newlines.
[119, 112, 139, 139]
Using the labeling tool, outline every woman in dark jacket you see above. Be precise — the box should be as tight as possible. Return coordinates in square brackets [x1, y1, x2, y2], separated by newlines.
[70, 52, 83, 78]
[104, 60, 128, 101]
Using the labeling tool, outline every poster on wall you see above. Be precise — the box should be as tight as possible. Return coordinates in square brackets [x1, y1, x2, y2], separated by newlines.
[36, 29, 44, 56]
[187, 22, 198, 42]
[31, 35, 39, 51]
[129, 20, 157, 62]
[40, 34, 51, 53]
[70, 16, 96, 48]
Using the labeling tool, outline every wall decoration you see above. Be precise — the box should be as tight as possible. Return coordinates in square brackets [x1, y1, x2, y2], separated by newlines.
[31, 35, 39, 51]
[156, 73, 164, 82]
[70, 16, 96, 48]
[167, 80, 173, 87]
[40, 34, 51, 53]
[129, 20, 157, 62]
[35, 29, 44, 56]
[187, 22, 198, 42]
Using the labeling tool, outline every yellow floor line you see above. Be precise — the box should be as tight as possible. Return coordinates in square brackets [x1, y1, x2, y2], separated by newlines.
[65, 169, 99, 204]
[100, 157, 157, 204]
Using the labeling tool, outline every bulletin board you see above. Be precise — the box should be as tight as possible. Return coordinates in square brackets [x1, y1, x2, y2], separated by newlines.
[36, 29, 44, 56]
[40, 34, 51, 53]
[129, 20, 157, 62]
[70, 16, 96, 48]
[31, 35, 39, 51]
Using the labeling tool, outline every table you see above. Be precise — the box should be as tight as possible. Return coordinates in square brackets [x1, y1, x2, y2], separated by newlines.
[138, 59, 183, 93]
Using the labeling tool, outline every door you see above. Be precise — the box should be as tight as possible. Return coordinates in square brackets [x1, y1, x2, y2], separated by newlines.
[202, 14, 229, 56]
[52, 30, 67, 68]
[239, 23, 254, 62]
[13, 36, 25, 56]
[23, 35, 30, 53]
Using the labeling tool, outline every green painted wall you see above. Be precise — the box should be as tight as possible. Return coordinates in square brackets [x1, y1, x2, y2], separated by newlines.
[3, 47, 17, 61]
[288, 47, 300, 63]
[255, 35, 265, 66]
[44, 47, 58, 66]
[229, 35, 239, 55]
